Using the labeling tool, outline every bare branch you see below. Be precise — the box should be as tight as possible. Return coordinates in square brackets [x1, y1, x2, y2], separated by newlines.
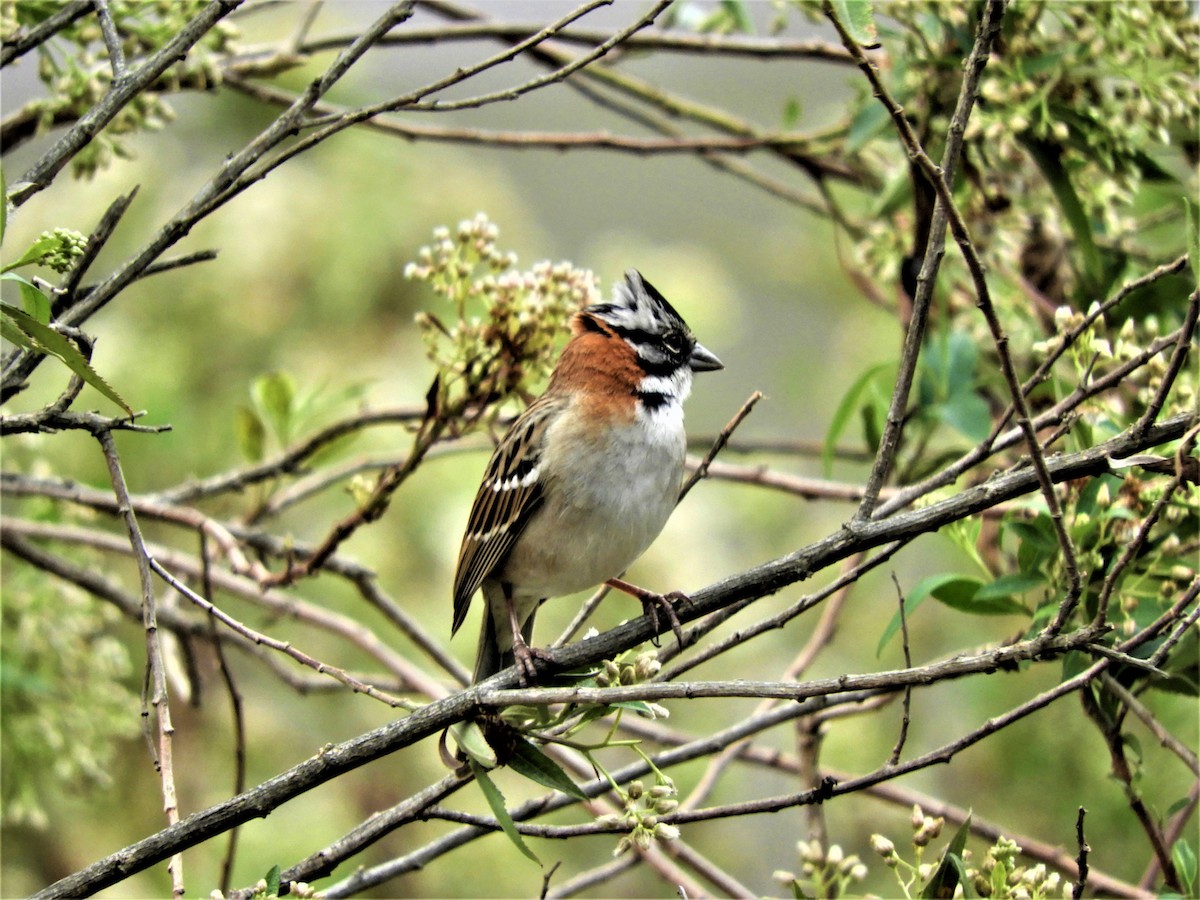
[95, 429, 185, 895]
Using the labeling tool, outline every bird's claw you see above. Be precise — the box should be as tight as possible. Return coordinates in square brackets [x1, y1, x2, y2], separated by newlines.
[640, 590, 687, 651]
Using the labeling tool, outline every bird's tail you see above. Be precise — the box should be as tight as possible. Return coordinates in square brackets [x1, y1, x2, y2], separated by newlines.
[473, 606, 537, 683]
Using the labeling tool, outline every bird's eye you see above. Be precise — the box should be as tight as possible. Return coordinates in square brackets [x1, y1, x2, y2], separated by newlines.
[661, 334, 683, 356]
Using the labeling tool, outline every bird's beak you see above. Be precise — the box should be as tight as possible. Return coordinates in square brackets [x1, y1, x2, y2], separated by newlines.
[689, 342, 724, 372]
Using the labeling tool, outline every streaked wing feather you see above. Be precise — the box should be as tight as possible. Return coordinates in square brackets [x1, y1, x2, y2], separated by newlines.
[451, 395, 563, 633]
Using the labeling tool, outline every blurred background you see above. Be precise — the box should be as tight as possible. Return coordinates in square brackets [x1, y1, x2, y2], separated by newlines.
[2, 2, 1195, 897]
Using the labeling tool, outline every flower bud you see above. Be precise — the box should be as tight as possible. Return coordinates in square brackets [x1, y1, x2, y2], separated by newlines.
[870, 834, 896, 858]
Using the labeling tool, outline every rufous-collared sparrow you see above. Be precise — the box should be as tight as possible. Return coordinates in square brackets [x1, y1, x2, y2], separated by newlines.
[452, 269, 723, 683]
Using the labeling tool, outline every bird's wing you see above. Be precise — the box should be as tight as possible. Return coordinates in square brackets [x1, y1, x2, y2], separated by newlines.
[451, 394, 564, 634]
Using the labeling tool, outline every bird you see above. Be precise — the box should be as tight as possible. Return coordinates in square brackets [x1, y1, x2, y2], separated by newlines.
[451, 269, 723, 684]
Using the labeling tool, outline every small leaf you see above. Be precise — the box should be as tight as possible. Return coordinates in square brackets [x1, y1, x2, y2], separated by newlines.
[847, 100, 891, 154]
[825, 361, 893, 475]
[934, 576, 1026, 617]
[944, 330, 978, 389]
[470, 760, 542, 865]
[253, 370, 296, 445]
[782, 96, 802, 129]
[878, 573, 965, 655]
[936, 390, 991, 443]
[451, 721, 498, 769]
[922, 814, 974, 898]
[1173, 839, 1197, 896]
[3, 272, 51, 323]
[264, 864, 282, 897]
[1, 314, 34, 349]
[1, 302, 133, 415]
[235, 407, 266, 463]
[829, 0, 878, 48]
[1, 233, 59, 273]
[507, 739, 588, 800]
[973, 572, 1045, 603]
[718, 0, 753, 33]
[610, 699, 663, 717]
[1147, 628, 1199, 697]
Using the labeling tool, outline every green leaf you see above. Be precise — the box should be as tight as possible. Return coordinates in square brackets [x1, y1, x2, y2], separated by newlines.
[718, 0, 753, 34]
[2, 271, 51, 323]
[1, 302, 133, 415]
[943, 329, 978, 389]
[1172, 838, 1197, 896]
[470, 760, 542, 865]
[879, 570, 1033, 656]
[878, 573, 965, 655]
[936, 390, 991, 443]
[253, 370, 296, 445]
[847, 98, 891, 154]
[1, 314, 34, 349]
[829, 0, 878, 48]
[264, 864, 281, 897]
[450, 721, 498, 769]
[610, 699, 664, 718]
[934, 575, 1027, 616]
[782, 96, 802, 129]
[1, 232, 59, 274]
[974, 572, 1045, 603]
[922, 814, 974, 898]
[507, 738, 588, 800]
[1147, 628, 1199, 697]
[825, 361, 893, 475]
[918, 330, 991, 442]
[234, 407, 266, 464]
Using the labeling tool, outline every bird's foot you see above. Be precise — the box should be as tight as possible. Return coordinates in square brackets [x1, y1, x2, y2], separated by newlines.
[512, 636, 553, 686]
[605, 578, 687, 651]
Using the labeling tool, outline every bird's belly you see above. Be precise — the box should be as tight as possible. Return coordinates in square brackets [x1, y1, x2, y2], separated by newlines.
[497, 420, 684, 599]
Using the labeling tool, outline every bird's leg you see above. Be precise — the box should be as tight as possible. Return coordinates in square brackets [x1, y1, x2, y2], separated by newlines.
[503, 585, 550, 685]
[605, 577, 687, 651]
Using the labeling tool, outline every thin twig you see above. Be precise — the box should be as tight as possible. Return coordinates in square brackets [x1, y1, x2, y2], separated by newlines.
[2, 515, 446, 698]
[1135, 288, 1200, 435]
[888, 572, 913, 766]
[149, 559, 418, 710]
[300, 22, 863, 61]
[679, 391, 763, 501]
[95, 429, 185, 897]
[661, 540, 907, 679]
[1100, 675, 1199, 775]
[92, 0, 129, 82]
[1073, 807, 1089, 900]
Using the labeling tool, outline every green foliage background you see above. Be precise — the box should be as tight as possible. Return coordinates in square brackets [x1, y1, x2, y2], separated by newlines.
[1, 1, 1196, 897]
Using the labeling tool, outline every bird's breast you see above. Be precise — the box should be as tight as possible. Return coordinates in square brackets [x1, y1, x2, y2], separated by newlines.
[496, 397, 686, 599]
